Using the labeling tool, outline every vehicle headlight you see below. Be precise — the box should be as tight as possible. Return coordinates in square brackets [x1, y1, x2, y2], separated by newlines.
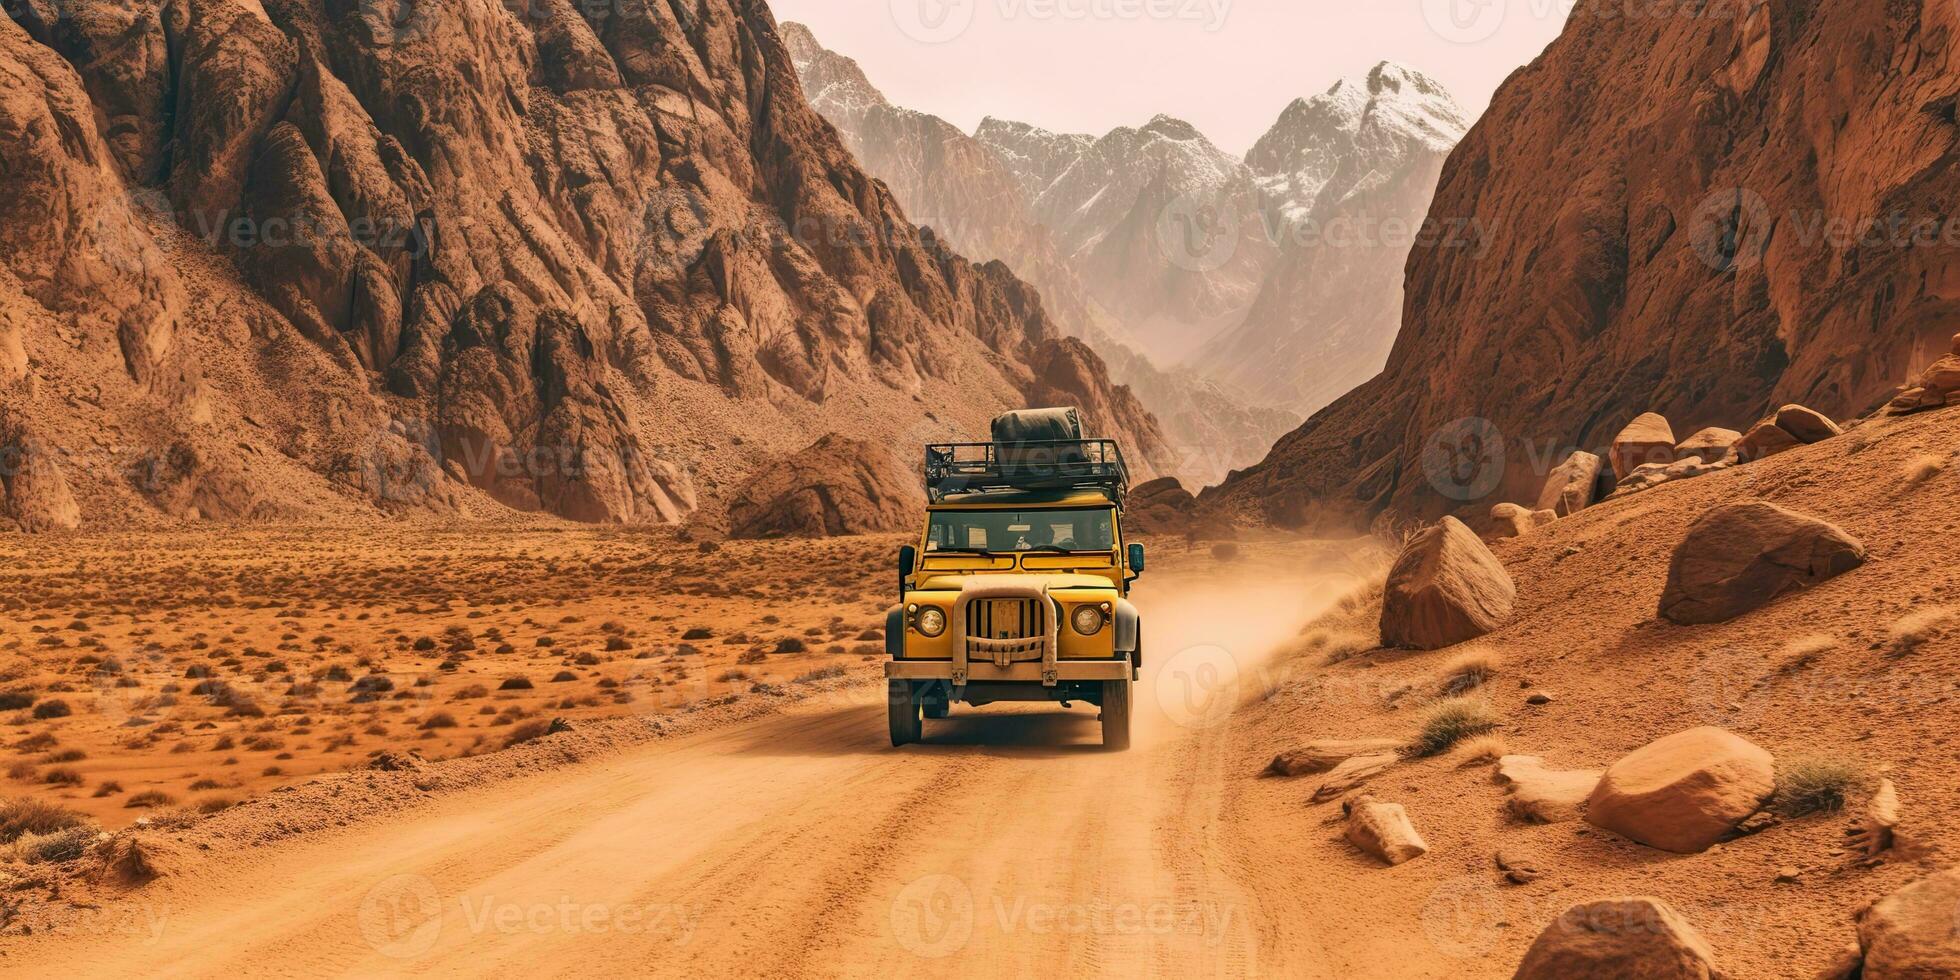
[914, 606, 947, 637]
[1071, 604, 1107, 636]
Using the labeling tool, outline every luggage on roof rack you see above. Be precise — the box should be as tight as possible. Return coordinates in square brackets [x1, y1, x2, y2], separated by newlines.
[923, 408, 1130, 505]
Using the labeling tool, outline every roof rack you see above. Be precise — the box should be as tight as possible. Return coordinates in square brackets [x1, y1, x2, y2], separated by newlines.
[924, 439, 1130, 507]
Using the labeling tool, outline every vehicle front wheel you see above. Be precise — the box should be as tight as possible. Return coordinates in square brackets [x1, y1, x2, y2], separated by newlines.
[1100, 679, 1132, 751]
[888, 680, 922, 746]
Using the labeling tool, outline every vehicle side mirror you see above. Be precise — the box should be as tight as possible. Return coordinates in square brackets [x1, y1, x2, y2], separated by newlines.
[898, 546, 917, 596]
[1127, 543, 1146, 575]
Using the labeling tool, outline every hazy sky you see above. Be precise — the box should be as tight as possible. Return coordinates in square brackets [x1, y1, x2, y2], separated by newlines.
[771, 0, 1573, 156]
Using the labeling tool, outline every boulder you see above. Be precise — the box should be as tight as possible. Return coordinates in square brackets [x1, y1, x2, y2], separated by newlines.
[1513, 898, 1724, 979]
[1585, 727, 1775, 853]
[1952, 332, 1960, 357]
[1886, 386, 1947, 416]
[1918, 354, 1960, 394]
[1269, 739, 1405, 777]
[1735, 420, 1802, 462]
[1846, 779, 1901, 863]
[1490, 503, 1556, 539]
[1674, 428, 1741, 462]
[1380, 517, 1516, 650]
[1855, 868, 1960, 977]
[0, 412, 80, 532]
[728, 434, 920, 538]
[1659, 501, 1867, 625]
[1343, 796, 1429, 866]
[1664, 457, 1711, 480]
[1536, 450, 1604, 516]
[1312, 753, 1399, 803]
[1495, 755, 1603, 824]
[1774, 405, 1843, 444]
[1610, 413, 1677, 479]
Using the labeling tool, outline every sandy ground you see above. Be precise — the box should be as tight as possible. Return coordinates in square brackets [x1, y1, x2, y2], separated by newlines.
[2, 405, 1956, 978]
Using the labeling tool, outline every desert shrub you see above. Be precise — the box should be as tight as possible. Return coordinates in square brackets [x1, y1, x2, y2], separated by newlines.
[188, 778, 223, 791]
[550, 671, 578, 683]
[736, 649, 768, 665]
[419, 712, 458, 730]
[124, 790, 177, 809]
[31, 700, 71, 720]
[0, 797, 90, 842]
[1407, 697, 1501, 758]
[1437, 646, 1502, 696]
[502, 720, 553, 749]
[93, 781, 123, 797]
[1772, 755, 1877, 818]
[43, 767, 83, 787]
[794, 665, 847, 685]
[1452, 734, 1510, 765]
[0, 691, 32, 711]
[498, 676, 534, 691]
[195, 796, 236, 814]
[9, 825, 98, 864]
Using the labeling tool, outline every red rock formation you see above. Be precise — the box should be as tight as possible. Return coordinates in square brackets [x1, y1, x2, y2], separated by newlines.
[1212, 0, 1960, 532]
[0, 0, 1166, 528]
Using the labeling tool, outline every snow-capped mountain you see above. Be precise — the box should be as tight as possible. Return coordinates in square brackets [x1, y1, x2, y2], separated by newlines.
[782, 23, 1298, 489]
[1198, 63, 1470, 416]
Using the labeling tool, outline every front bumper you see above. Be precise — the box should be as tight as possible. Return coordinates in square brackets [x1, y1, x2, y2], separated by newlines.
[886, 659, 1132, 683]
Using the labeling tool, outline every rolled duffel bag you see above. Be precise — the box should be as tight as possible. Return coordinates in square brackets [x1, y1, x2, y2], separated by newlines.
[992, 407, 1088, 480]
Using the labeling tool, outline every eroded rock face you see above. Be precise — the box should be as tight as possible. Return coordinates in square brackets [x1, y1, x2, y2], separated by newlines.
[1212, 1, 1960, 531]
[1586, 727, 1775, 854]
[727, 434, 918, 539]
[1660, 501, 1867, 625]
[0, 410, 80, 531]
[1513, 898, 1724, 979]
[1380, 516, 1515, 649]
[1675, 428, 1741, 462]
[0, 2, 1168, 527]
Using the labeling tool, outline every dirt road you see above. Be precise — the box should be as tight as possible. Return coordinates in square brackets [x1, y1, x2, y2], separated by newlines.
[5, 563, 1384, 978]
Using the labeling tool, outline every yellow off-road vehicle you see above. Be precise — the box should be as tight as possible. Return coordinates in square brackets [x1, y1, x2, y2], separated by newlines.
[884, 409, 1144, 750]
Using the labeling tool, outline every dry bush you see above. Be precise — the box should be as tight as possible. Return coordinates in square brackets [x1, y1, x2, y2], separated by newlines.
[31, 699, 71, 719]
[498, 676, 534, 691]
[502, 719, 553, 749]
[1407, 697, 1501, 758]
[1438, 645, 1502, 696]
[124, 790, 177, 809]
[7, 825, 98, 864]
[1888, 607, 1956, 656]
[93, 780, 123, 797]
[1772, 755, 1877, 818]
[1302, 628, 1375, 666]
[43, 767, 83, 786]
[0, 796, 91, 842]
[419, 712, 458, 730]
[1452, 734, 1509, 766]
[1903, 455, 1947, 486]
[795, 665, 847, 685]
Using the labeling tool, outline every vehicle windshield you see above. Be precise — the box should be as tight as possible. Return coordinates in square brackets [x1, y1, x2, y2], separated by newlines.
[925, 509, 1116, 554]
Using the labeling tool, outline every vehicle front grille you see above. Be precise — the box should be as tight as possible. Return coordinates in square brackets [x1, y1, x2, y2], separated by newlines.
[967, 598, 1044, 641]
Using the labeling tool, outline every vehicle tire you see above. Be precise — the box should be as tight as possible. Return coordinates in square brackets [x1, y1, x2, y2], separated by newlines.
[1101, 679, 1132, 751]
[923, 700, 950, 720]
[888, 680, 922, 747]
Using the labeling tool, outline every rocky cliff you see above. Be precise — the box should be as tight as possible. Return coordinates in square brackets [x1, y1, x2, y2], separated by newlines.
[1212, 0, 1960, 532]
[0, 0, 1168, 528]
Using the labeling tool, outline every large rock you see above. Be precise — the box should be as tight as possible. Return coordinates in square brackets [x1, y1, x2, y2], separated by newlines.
[1535, 450, 1603, 517]
[1380, 517, 1516, 650]
[1659, 501, 1867, 625]
[1513, 898, 1725, 979]
[1585, 727, 1775, 854]
[1312, 753, 1399, 803]
[1774, 405, 1843, 444]
[1610, 413, 1677, 480]
[1735, 420, 1803, 463]
[728, 434, 920, 539]
[1343, 796, 1429, 866]
[1674, 428, 1741, 462]
[1269, 739, 1405, 777]
[1495, 755, 1603, 824]
[1854, 868, 1960, 977]
[0, 411, 80, 532]
[1489, 503, 1556, 539]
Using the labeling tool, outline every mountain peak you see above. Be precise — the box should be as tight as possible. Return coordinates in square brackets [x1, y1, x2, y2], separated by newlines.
[1139, 114, 1206, 143]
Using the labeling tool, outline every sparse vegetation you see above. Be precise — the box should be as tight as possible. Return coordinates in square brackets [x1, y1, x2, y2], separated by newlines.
[1452, 734, 1509, 765]
[1407, 697, 1501, 758]
[1437, 646, 1501, 696]
[124, 790, 178, 809]
[0, 797, 91, 843]
[1772, 755, 1877, 818]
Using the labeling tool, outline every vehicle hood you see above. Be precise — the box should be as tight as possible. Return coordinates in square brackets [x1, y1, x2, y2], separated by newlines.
[917, 573, 1119, 593]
